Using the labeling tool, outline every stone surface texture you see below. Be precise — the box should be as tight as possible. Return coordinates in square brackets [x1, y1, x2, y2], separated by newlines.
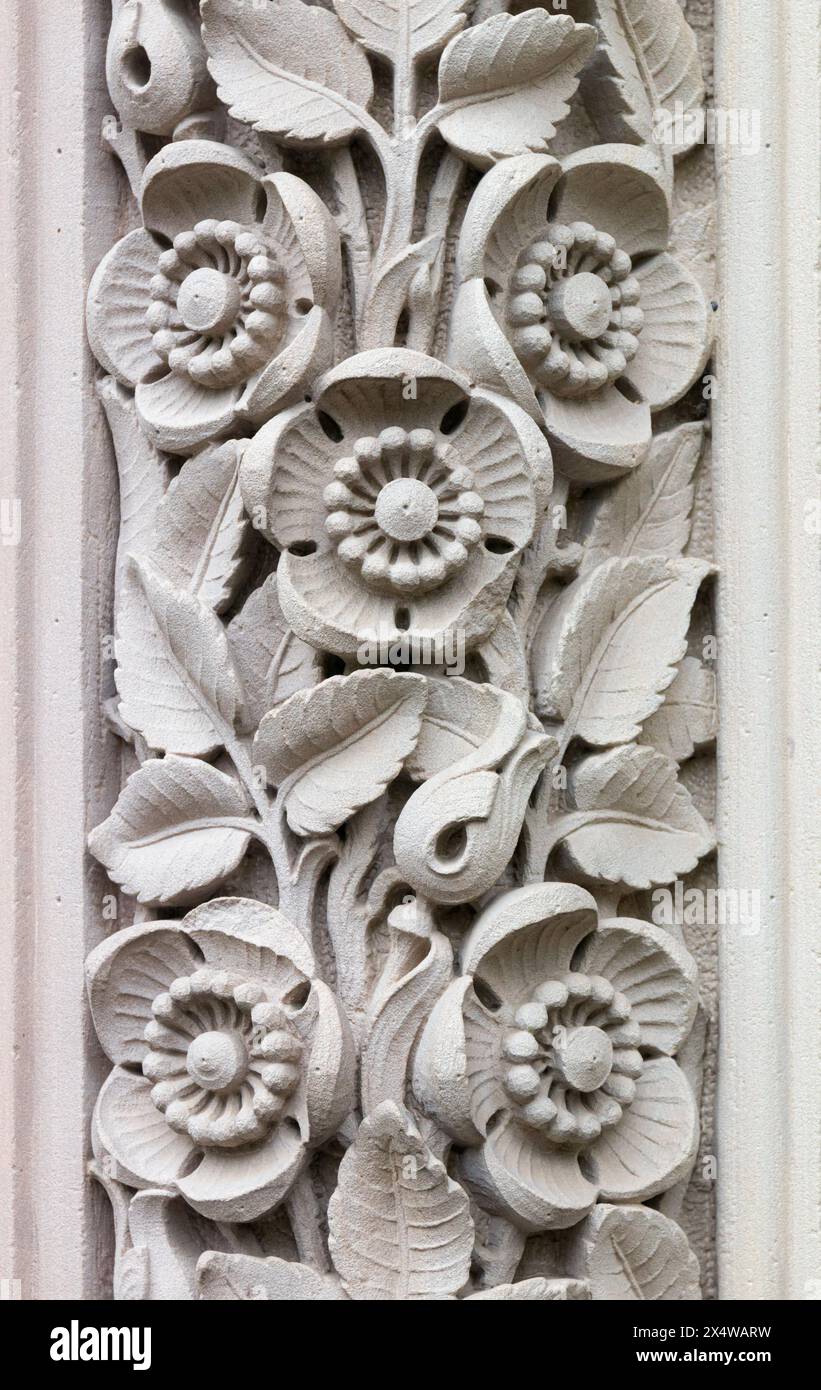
[76, 0, 722, 1302]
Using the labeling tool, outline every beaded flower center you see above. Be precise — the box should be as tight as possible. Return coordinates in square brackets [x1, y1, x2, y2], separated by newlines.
[505, 221, 644, 399]
[147, 219, 288, 390]
[143, 966, 303, 1149]
[497, 970, 644, 1146]
[323, 426, 485, 594]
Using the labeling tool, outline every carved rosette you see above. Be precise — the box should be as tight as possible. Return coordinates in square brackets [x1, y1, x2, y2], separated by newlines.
[87, 0, 715, 1302]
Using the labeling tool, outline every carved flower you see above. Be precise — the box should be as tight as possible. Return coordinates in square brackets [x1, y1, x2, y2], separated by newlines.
[87, 899, 355, 1222]
[241, 349, 551, 659]
[450, 147, 711, 483]
[87, 140, 340, 452]
[413, 883, 699, 1232]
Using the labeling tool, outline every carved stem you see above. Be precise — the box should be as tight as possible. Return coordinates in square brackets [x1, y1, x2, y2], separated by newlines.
[285, 1166, 331, 1272]
[222, 731, 309, 922]
[360, 139, 425, 347]
[406, 149, 465, 352]
[359, 25, 446, 348]
[329, 145, 372, 341]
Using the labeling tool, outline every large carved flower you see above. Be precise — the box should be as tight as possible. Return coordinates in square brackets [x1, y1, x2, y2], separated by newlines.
[413, 883, 699, 1232]
[87, 140, 340, 452]
[450, 147, 711, 483]
[241, 349, 551, 659]
[87, 899, 355, 1222]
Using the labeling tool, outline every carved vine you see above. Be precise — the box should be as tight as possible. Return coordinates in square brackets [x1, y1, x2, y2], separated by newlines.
[87, 0, 715, 1301]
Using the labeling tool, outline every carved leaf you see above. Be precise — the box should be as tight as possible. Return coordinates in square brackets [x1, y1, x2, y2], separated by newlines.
[116, 558, 244, 756]
[532, 556, 710, 744]
[361, 900, 453, 1113]
[467, 1277, 591, 1301]
[96, 377, 171, 627]
[327, 1102, 474, 1300]
[572, 1203, 701, 1300]
[581, 423, 704, 573]
[477, 611, 530, 705]
[405, 676, 502, 780]
[332, 0, 468, 61]
[227, 574, 322, 734]
[197, 1251, 344, 1301]
[253, 670, 427, 836]
[639, 656, 717, 761]
[365, 234, 442, 344]
[577, 0, 705, 155]
[201, 0, 374, 144]
[88, 755, 254, 906]
[437, 12, 597, 167]
[562, 742, 713, 888]
[150, 442, 250, 613]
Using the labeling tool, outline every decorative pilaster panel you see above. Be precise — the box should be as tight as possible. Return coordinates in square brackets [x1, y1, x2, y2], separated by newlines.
[86, 0, 721, 1300]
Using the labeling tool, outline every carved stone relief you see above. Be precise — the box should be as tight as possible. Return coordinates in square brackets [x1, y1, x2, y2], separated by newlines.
[87, 0, 717, 1300]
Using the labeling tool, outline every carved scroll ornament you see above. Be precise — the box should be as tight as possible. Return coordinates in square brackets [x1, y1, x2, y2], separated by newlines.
[87, 0, 715, 1301]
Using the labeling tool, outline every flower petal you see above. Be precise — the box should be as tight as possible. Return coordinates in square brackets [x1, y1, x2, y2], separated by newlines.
[176, 1121, 307, 1222]
[460, 392, 544, 548]
[461, 883, 598, 1004]
[577, 918, 698, 1056]
[448, 279, 539, 419]
[136, 371, 239, 454]
[314, 349, 470, 437]
[299, 980, 356, 1146]
[455, 153, 563, 284]
[585, 1056, 699, 1202]
[140, 139, 262, 243]
[413, 977, 507, 1145]
[540, 381, 651, 484]
[406, 548, 521, 650]
[461, 1118, 597, 1232]
[552, 145, 671, 260]
[86, 229, 163, 386]
[277, 547, 389, 659]
[182, 897, 316, 983]
[623, 253, 712, 410]
[240, 305, 334, 425]
[93, 1066, 196, 1189]
[264, 172, 342, 311]
[86, 922, 203, 1066]
[278, 544, 512, 661]
[240, 400, 335, 551]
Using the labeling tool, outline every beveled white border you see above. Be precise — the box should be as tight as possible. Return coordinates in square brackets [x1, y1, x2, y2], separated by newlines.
[714, 0, 821, 1301]
[0, 0, 120, 1299]
[0, 0, 818, 1300]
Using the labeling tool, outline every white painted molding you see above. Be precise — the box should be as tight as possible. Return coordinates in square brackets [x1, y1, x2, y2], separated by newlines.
[0, 0, 119, 1299]
[714, 0, 821, 1301]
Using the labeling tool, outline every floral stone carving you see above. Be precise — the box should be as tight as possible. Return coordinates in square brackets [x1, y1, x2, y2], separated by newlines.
[88, 0, 715, 1300]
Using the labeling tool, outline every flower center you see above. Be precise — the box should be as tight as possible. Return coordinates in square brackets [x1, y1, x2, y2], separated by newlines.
[498, 972, 643, 1146]
[323, 427, 485, 596]
[374, 477, 440, 543]
[186, 1029, 248, 1092]
[506, 221, 643, 400]
[547, 272, 612, 343]
[147, 219, 287, 390]
[552, 1025, 613, 1093]
[177, 267, 242, 335]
